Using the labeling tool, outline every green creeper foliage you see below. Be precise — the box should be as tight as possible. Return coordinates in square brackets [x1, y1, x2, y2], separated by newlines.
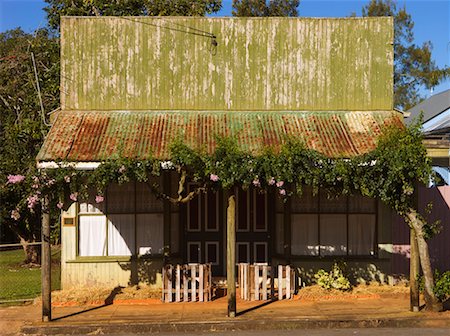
[44, 0, 223, 30]
[362, 0, 449, 110]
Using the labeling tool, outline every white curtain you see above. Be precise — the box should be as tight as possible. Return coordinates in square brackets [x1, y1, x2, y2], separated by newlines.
[79, 215, 106, 256]
[348, 214, 376, 255]
[291, 214, 319, 256]
[320, 214, 347, 256]
[107, 214, 135, 256]
[136, 214, 164, 255]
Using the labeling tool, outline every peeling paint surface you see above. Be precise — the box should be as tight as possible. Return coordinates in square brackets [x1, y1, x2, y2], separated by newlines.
[37, 110, 403, 161]
[61, 17, 394, 111]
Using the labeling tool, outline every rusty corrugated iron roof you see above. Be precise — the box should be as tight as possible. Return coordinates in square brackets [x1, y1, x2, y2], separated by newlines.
[36, 111, 403, 162]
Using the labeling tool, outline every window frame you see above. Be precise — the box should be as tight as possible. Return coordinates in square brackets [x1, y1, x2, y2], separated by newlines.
[290, 189, 378, 259]
[76, 180, 165, 259]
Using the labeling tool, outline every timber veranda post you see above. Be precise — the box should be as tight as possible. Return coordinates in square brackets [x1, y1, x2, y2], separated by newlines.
[227, 191, 236, 317]
[41, 196, 51, 322]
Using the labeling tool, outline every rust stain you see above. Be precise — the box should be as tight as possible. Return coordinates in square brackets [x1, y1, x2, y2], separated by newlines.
[37, 111, 403, 162]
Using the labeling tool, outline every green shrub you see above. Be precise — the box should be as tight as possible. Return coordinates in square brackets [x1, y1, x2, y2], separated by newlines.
[418, 269, 450, 302]
[314, 263, 351, 291]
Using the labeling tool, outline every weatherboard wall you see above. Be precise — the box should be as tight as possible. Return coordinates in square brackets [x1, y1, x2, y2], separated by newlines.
[60, 17, 394, 111]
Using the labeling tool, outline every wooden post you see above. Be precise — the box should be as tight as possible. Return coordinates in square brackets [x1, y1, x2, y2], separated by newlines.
[227, 194, 236, 317]
[410, 228, 420, 312]
[41, 196, 51, 322]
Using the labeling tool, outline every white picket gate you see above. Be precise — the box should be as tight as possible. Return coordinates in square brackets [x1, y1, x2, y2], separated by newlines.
[162, 263, 212, 302]
[238, 263, 295, 301]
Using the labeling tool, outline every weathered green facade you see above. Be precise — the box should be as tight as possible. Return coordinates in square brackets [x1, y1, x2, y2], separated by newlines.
[61, 17, 393, 111]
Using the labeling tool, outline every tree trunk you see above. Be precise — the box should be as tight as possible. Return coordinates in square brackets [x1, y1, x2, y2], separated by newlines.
[7, 222, 41, 265]
[21, 239, 41, 265]
[406, 209, 443, 312]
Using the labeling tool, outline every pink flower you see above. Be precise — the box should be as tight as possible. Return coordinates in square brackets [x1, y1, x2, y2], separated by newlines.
[69, 192, 78, 202]
[210, 174, 219, 182]
[7, 175, 25, 184]
[31, 184, 39, 189]
[279, 189, 286, 196]
[46, 179, 56, 186]
[118, 165, 126, 174]
[276, 181, 284, 188]
[57, 202, 64, 209]
[252, 179, 261, 187]
[64, 176, 71, 183]
[33, 176, 39, 183]
[95, 195, 104, 203]
[268, 177, 276, 186]
[27, 195, 39, 209]
[11, 209, 20, 221]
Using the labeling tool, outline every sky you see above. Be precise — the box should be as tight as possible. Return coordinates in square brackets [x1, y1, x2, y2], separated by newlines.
[1, 0, 449, 94]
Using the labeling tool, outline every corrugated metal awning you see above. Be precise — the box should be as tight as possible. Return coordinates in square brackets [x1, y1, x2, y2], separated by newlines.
[36, 110, 403, 162]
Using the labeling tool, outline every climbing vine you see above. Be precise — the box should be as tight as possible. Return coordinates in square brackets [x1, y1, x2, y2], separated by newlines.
[2, 121, 431, 219]
[2, 120, 443, 310]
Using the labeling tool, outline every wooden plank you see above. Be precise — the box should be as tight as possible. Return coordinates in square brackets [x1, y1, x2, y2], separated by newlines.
[183, 265, 188, 302]
[239, 264, 243, 299]
[262, 265, 268, 301]
[270, 264, 275, 301]
[176, 265, 181, 302]
[254, 265, 259, 301]
[199, 264, 204, 302]
[249, 265, 254, 301]
[191, 264, 197, 302]
[278, 265, 283, 300]
[286, 265, 291, 299]
[243, 264, 248, 300]
[166, 265, 173, 302]
[208, 264, 212, 301]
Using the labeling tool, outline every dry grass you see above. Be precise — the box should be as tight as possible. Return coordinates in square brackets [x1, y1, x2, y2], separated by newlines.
[43, 282, 410, 305]
[38, 285, 161, 305]
[296, 282, 410, 301]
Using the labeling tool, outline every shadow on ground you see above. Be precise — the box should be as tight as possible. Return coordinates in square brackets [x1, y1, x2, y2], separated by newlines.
[52, 286, 123, 321]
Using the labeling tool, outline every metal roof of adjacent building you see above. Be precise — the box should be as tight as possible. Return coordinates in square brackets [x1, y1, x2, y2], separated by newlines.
[36, 110, 403, 162]
[406, 89, 450, 125]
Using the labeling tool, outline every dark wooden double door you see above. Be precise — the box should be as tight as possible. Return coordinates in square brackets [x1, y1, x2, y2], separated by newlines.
[185, 187, 270, 276]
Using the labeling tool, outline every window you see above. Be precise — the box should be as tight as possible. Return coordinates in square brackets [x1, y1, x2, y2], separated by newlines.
[290, 187, 376, 257]
[78, 180, 164, 257]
